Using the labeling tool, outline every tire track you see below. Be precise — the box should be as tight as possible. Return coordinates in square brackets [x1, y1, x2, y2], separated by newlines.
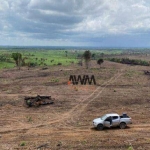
[0, 67, 126, 133]
[66, 68, 125, 124]
[37, 67, 125, 126]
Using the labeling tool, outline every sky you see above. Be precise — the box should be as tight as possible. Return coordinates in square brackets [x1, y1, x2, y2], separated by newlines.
[0, 0, 150, 47]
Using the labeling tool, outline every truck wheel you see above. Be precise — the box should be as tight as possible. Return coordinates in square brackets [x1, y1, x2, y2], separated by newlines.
[120, 122, 126, 129]
[97, 124, 104, 130]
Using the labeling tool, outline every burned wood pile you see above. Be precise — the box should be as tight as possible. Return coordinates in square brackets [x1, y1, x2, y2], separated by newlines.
[24, 95, 54, 107]
[144, 70, 150, 75]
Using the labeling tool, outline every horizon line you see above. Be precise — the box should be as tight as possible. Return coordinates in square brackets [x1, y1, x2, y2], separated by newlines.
[0, 45, 150, 49]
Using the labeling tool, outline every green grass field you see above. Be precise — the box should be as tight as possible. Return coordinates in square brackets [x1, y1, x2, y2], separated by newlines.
[0, 62, 15, 69]
[21, 50, 78, 66]
[0, 49, 80, 69]
[0, 47, 148, 70]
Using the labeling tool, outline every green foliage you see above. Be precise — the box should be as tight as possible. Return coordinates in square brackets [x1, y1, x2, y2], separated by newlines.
[127, 146, 133, 150]
[0, 62, 14, 69]
[0, 53, 14, 69]
[21, 57, 27, 66]
[65, 51, 68, 57]
[26, 116, 32, 122]
[97, 58, 104, 67]
[57, 62, 62, 65]
[108, 58, 149, 66]
[77, 53, 83, 59]
[20, 141, 26, 146]
[100, 53, 104, 57]
[83, 50, 91, 61]
[81, 140, 87, 145]
[0, 55, 7, 62]
[92, 53, 96, 59]
[12, 53, 22, 66]
[3, 48, 149, 70]
[28, 62, 38, 67]
[51, 79, 59, 82]
[55, 79, 59, 82]
[83, 50, 91, 69]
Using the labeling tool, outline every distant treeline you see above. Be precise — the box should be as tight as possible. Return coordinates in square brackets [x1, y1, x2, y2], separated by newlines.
[108, 58, 150, 66]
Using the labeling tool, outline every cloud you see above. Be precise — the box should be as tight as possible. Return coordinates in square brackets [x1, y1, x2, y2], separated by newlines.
[1, 0, 150, 46]
[0, 1, 9, 12]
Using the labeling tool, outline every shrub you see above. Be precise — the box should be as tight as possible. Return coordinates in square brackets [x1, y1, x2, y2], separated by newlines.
[128, 146, 133, 150]
[97, 58, 104, 67]
[12, 53, 22, 68]
[57, 63, 62, 65]
[28, 62, 38, 67]
[20, 141, 26, 146]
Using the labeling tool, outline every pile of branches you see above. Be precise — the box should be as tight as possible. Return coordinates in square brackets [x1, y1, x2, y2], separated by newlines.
[24, 95, 54, 107]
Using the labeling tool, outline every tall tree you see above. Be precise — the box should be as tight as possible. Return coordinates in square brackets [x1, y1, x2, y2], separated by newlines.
[97, 58, 104, 68]
[65, 51, 68, 57]
[92, 53, 96, 60]
[83, 50, 91, 69]
[12, 53, 22, 70]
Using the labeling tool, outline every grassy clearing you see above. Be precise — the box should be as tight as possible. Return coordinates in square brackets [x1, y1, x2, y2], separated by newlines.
[0, 50, 79, 69]
[0, 47, 148, 70]
[0, 62, 15, 69]
[0, 48, 123, 69]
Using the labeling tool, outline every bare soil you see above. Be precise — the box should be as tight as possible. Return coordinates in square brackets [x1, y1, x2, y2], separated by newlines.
[0, 60, 150, 150]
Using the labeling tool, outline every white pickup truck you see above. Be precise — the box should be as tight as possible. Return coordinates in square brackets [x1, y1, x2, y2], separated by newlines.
[93, 113, 132, 130]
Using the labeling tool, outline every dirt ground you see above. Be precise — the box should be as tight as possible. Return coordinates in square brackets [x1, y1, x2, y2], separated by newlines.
[0, 60, 150, 150]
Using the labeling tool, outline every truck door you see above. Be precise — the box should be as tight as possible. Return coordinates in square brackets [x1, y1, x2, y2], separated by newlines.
[104, 117, 111, 127]
[112, 116, 120, 126]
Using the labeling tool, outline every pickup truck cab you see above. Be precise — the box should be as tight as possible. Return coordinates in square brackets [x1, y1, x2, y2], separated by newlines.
[93, 113, 132, 130]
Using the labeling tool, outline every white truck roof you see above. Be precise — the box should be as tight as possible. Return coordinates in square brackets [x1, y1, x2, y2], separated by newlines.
[106, 113, 119, 117]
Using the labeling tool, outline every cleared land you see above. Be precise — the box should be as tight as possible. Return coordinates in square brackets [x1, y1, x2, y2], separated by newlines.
[0, 53, 150, 150]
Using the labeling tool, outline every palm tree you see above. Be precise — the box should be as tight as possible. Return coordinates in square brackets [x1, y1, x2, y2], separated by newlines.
[83, 50, 91, 69]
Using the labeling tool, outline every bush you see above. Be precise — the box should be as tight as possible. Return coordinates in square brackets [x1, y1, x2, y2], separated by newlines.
[128, 146, 133, 150]
[20, 141, 26, 146]
[57, 63, 62, 65]
[0, 55, 7, 62]
[97, 58, 104, 67]
[12, 53, 22, 66]
[28, 62, 38, 67]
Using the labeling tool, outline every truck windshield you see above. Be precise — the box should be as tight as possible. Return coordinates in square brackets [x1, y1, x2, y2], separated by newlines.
[101, 115, 107, 120]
